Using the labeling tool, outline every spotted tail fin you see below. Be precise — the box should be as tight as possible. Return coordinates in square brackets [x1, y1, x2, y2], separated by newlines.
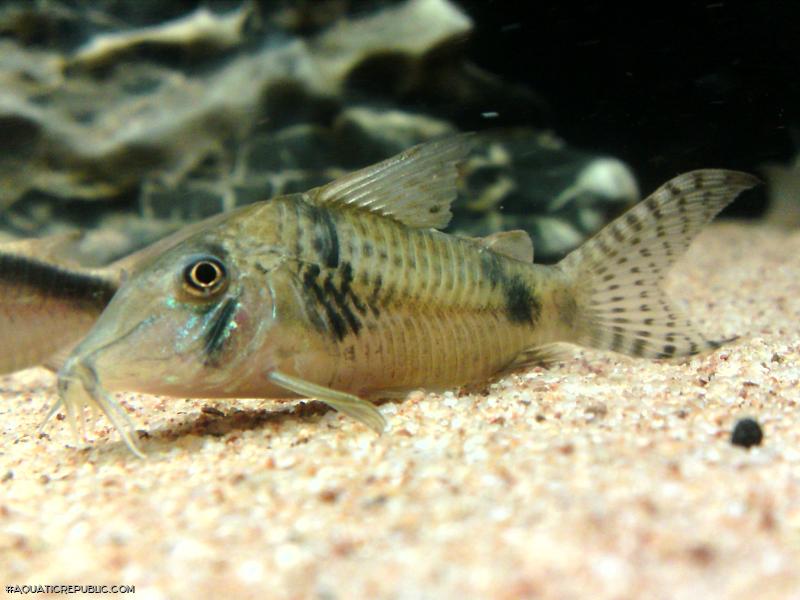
[557, 169, 759, 358]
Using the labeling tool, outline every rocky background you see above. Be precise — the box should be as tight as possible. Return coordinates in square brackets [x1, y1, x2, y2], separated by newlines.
[0, 0, 796, 263]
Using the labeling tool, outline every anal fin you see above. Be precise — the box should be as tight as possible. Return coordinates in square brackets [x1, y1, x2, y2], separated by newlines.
[269, 371, 386, 434]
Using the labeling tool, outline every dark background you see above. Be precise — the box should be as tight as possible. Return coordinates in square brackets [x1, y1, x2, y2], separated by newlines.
[458, 0, 800, 215]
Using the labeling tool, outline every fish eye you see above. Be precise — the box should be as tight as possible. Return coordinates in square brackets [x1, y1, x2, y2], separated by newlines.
[182, 256, 228, 298]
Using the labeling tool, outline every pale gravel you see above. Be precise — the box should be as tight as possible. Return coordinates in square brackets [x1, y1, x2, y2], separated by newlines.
[1, 223, 799, 600]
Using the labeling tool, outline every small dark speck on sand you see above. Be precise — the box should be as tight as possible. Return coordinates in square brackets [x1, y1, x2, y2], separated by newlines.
[731, 417, 763, 449]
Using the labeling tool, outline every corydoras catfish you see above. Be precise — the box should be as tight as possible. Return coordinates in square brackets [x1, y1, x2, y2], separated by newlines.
[0, 234, 118, 374]
[41, 135, 757, 456]
[0, 216, 240, 376]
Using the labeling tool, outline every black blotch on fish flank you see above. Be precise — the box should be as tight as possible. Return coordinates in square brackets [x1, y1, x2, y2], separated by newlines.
[203, 297, 238, 366]
[323, 271, 362, 337]
[343, 271, 369, 317]
[479, 249, 541, 326]
[337, 262, 368, 317]
[298, 265, 327, 335]
[340, 261, 354, 289]
[302, 261, 368, 342]
[303, 263, 321, 283]
[503, 275, 539, 325]
[303, 264, 347, 341]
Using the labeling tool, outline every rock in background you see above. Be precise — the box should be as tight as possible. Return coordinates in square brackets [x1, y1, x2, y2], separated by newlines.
[0, 0, 639, 264]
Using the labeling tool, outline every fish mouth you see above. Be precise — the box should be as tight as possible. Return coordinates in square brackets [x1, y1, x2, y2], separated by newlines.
[41, 290, 245, 456]
[42, 317, 156, 458]
[46, 358, 145, 458]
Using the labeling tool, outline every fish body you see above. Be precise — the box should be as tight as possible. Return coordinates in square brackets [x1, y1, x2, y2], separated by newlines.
[87, 196, 563, 399]
[0, 235, 118, 374]
[34, 135, 757, 456]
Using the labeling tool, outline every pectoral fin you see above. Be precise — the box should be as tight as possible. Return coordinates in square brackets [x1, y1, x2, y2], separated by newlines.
[269, 371, 387, 434]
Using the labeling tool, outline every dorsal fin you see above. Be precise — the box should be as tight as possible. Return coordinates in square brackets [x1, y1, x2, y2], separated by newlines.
[474, 230, 534, 262]
[307, 134, 474, 229]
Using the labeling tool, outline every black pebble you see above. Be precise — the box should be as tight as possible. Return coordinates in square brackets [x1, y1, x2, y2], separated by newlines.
[731, 417, 763, 449]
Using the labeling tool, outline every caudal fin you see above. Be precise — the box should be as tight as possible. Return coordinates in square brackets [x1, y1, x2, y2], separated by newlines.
[558, 169, 759, 358]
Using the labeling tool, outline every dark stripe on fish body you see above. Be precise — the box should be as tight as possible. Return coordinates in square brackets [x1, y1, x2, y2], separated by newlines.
[301, 263, 352, 342]
[476, 247, 540, 325]
[305, 202, 340, 269]
[479, 251, 505, 289]
[290, 199, 304, 259]
[368, 273, 383, 316]
[339, 262, 354, 295]
[340, 262, 369, 316]
[323, 271, 362, 337]
[203, 296, 239, 364]
[303, 264, 344, 341]
[0, 254, 117, 307]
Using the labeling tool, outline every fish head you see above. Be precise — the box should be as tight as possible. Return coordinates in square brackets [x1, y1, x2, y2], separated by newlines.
[54, 216, 279, 453]
[69, 230, 277, 392]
